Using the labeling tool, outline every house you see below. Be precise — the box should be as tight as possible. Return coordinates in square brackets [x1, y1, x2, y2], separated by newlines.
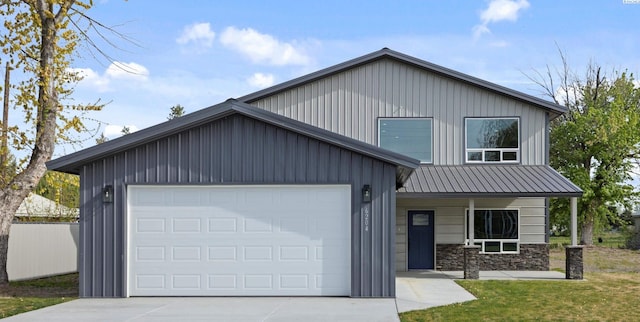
[15, 193, 79, 222]
[47, 48, 582, 298]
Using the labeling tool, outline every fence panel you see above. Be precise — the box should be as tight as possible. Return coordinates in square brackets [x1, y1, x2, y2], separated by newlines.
[8, 223, 79, 281]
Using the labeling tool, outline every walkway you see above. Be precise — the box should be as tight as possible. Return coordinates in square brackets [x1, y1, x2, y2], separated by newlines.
[395, 270, 566, 313]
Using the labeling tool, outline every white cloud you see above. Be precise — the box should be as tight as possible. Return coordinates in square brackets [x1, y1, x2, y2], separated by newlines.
[105, 62, 149, 81]
[69, 67, 110, 92]
[72, 61, 149, 92]
[247, 72, 275, 88]
[219, 26, 311, 66]
[103, 124, 139, 138]
[176, 22, 216, 48]
[473, 0, 530, 39]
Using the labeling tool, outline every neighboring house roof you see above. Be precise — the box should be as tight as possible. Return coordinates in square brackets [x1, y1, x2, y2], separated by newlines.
[47, 99, 419, 184]
[398, 165, 583, 198]
[238, 48, 568, 118]
[15, 193, 79, 218]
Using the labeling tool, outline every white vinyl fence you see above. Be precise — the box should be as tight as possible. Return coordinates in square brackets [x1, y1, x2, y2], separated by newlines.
[8, 223, 79, 281]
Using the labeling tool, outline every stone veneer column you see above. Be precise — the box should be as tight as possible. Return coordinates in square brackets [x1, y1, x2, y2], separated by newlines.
[463, 245, 480, 279]
[565, 246, 584, 280]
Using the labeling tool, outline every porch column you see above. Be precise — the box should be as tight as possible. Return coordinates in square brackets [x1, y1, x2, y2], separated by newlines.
[468, 199, 475, 245]
[570, 197, 578, 246]
[464, 199, 479, 279]
[566, 197, 583, 280]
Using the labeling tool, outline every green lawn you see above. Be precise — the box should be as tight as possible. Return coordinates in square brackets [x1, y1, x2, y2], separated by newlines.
[0, 273, 78, 319]
[401, 237, 640, 322]
[549, 232, 627, 249]
[400, 273, 639, 321]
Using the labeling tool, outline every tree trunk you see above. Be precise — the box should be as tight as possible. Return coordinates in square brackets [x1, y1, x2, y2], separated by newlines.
[0, 2, 65, 284]
[0, 189, 30, 283]
[581, 220, 594, 246]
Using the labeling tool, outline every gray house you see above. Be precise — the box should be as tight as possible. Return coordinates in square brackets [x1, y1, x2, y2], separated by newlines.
[48, 48, 582, 298]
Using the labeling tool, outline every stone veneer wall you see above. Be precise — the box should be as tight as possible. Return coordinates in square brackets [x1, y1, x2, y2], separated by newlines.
[436, 244, 549, 271]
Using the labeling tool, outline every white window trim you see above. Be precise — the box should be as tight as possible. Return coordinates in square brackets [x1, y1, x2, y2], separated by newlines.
[377, 117, 433, 164]
[465, 117, 520, 163]
[465, 208, 520, 254]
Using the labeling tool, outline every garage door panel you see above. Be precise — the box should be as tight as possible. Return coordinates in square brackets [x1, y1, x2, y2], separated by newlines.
[128, 185, 351, 296]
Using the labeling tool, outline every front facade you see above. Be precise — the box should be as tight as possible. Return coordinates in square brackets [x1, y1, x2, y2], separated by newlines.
[239, 49, 582, 272]
[48, 49, 581, 298]
[48, 102, 417, 298]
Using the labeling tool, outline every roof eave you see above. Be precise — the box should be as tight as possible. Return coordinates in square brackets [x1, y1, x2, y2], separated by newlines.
[396, 191, 584, 199]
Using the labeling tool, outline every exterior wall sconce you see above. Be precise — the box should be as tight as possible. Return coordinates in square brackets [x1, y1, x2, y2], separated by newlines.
[362, 184, 371, 203]
[103, 185, 114, 203]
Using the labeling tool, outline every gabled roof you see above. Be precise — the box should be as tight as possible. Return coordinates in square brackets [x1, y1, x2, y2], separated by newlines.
[16, 193, 79, 218]
[238, 48, 567, 118]
[398, 165, 583, 198]
[47, 99, 419, 183]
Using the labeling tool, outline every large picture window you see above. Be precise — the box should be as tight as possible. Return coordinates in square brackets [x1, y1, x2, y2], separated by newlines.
[466, 209, 519, 253]
[465, 117, 519, 163]
[378, 118, 432, 163]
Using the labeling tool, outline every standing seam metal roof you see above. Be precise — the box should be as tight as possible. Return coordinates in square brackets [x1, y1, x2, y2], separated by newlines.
[47, 99, 420, 184]
[238, 48, 567, 118]
[398, 165, 583, 198]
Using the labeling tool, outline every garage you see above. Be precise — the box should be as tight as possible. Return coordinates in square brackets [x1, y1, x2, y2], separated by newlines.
[127, 185, 351, 296]
[47, 100, 418, 297]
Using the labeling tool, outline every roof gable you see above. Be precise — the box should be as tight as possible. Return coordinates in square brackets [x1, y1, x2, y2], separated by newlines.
[47, 100, 419, 182]
[238, 48, 567, 118]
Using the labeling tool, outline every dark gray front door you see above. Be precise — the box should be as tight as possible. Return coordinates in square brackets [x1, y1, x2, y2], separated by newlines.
[408, 210, 434, 269]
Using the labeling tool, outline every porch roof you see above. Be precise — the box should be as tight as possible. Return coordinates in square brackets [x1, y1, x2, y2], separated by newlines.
[397, 165, 583, 198]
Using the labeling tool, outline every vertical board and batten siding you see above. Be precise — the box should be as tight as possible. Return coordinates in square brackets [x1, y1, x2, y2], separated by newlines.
[394, 198, 546, 271]
[78, 114, 397, 298]
[248, 58, 547, 165]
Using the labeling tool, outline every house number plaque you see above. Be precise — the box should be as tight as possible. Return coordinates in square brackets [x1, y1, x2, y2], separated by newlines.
[362, 204, 370, 232]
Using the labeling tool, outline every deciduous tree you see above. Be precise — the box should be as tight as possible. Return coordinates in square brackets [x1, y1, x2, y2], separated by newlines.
[0, 0, 104, 283]
[530, 53, 640, 245]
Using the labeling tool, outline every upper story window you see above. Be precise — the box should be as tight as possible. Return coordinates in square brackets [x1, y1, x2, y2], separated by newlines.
[378, 118, 432, 163]
[465, 117, 519, 163]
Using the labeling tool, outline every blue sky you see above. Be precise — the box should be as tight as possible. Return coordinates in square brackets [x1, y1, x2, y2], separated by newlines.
[60, 0, 640, 154]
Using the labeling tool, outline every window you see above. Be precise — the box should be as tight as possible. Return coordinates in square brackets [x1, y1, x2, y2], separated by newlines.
[465, 118, 519, 163]
[466, 209, 519, 253]
[378, 118, 432, 163]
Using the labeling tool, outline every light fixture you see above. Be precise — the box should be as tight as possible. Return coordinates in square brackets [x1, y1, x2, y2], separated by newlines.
[103, 185, 114, 203]
[362, 184, 371, 203]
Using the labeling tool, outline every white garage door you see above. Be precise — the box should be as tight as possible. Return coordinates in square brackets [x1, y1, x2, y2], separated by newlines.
[127, 185, 351, 296]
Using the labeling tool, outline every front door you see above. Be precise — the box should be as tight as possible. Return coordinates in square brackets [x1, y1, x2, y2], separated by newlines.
[408, 210, 434, 269]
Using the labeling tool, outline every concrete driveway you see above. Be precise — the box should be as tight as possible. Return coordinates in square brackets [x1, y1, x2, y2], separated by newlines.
[3, 271, 564, 321]
[1, 297, 401, 322]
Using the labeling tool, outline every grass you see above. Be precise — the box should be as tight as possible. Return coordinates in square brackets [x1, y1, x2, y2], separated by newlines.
[0, 273, 78, 319]
[400, 232, 640, 322]
[549, 231, 627, 249]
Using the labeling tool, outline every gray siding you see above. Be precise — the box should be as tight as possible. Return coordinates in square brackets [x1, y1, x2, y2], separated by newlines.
[78, 114, 397, 298]
[248, 58, 548, 165]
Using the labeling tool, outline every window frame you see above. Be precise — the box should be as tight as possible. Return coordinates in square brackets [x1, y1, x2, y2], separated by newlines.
[464, 117, 520, 164]
[377, 117, 434, 164]
[465, 208, 520, 254]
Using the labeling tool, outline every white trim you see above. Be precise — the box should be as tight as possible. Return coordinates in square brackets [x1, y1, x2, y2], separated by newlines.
[377, 117, 433, 164]
[465, 208, 520, 254]
[464, 117, 520, 163]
